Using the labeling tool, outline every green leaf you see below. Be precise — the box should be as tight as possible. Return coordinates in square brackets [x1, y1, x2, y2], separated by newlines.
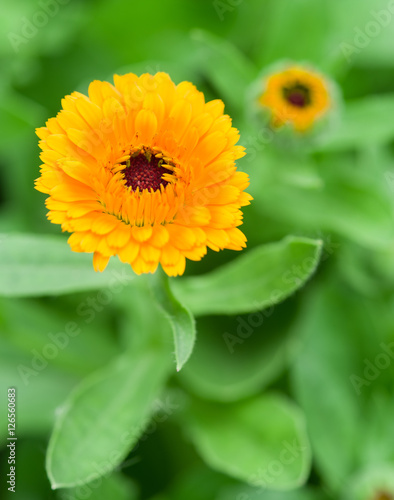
[59, 472, 138, 500]
[179, 304, 295, 402]
[0, 0, 89, 60]
[316, 95, 394, 151]
[360, 392, 394, 467]
[330, 0, 394, 68]
[219, 485, 327, 500]
[290, 278, 394, 492]
[167, 465, 232, 500]
[0, 297, 118, 377]
[191, 30, 257, 113]
[46, 346, 172, 488]
[290, 282, 362, 490]
[172, 237, 322, 316]
[252, 155, 394, 250]
[336, 242, 382, 296]
[252, 0, 336, 69]
[186, 394, 311, 490]
[150, 270, 196, 371]
[0, 234, 134, 297]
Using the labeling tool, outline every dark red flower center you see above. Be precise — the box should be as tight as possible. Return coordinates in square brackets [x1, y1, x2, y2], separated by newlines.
[283, 83, 311, 108]
[121, 152, 172, 192]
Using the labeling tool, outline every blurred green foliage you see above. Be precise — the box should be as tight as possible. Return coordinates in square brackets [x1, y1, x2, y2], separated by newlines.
[1, 0, 394, 499]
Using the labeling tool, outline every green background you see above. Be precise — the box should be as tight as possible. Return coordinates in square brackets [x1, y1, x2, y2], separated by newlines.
[1, 0, 394, 499]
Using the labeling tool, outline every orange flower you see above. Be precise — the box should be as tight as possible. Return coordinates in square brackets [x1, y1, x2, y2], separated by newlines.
[35, 72, 252, 276]
[259, 65, 331, 132]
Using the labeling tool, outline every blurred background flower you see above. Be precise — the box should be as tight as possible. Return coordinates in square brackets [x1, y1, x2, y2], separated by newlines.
[257, 63, 332, 132]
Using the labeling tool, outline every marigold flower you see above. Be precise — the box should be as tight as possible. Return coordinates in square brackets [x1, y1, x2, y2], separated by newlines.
[258, 65, 331, 132]
[35, 72, 252, 276]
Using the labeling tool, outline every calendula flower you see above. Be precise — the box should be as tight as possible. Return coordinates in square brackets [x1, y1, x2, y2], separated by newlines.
[35, 72, 251, 276]
[258, 65, 331, 132]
